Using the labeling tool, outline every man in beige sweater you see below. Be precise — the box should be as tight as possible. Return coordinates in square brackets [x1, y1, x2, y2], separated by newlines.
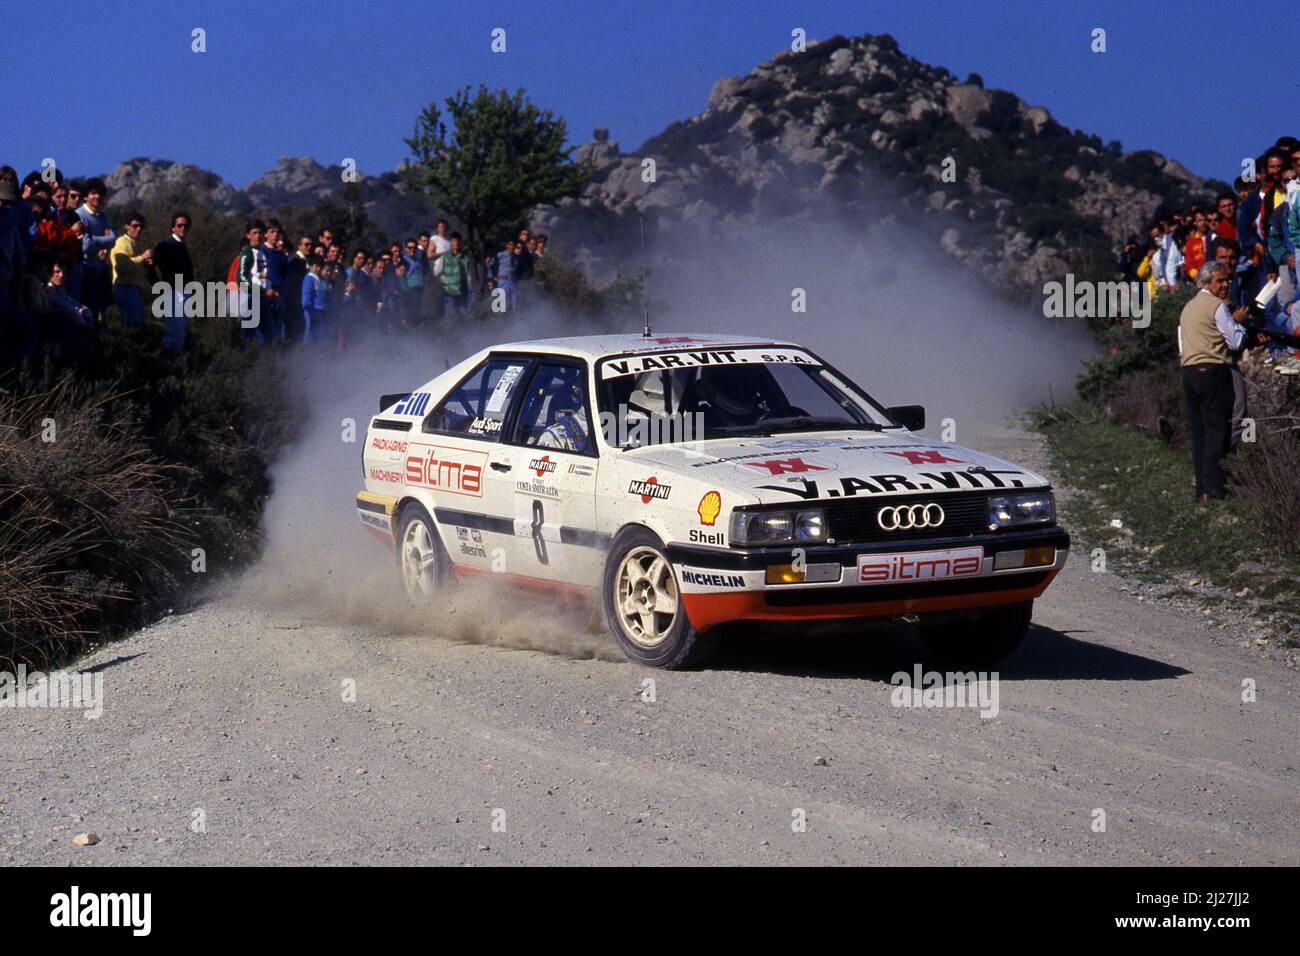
[1178, 262, 1265, 500]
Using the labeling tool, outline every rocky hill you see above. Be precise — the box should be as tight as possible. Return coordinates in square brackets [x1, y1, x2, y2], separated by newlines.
[103, 158, 243, 211]
[96, 32, 1219, 297]
[101, 156, 433, 241]
[536, 33, 1220, 296]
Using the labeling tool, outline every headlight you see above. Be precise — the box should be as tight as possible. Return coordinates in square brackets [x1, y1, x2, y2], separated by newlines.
[794, 511, 824, 541]
[987, 492, 1055, 530]
[730, 509, 825, 546]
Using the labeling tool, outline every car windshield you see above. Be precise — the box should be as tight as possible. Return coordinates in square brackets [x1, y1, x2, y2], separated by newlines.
[597, 351, 897, 447]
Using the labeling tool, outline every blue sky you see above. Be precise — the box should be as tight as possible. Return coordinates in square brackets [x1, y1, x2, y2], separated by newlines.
[0, 0, 1266, 187]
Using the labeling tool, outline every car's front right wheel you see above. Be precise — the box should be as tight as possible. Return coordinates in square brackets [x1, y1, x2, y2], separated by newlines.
[602, 526, 716, 669]
[918, 600, 1033, 665]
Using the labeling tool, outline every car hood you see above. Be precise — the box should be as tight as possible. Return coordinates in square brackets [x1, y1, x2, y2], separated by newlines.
[621, 430, 1050, 506]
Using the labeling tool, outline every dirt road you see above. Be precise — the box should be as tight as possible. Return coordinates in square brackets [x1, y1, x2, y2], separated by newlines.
[3, 425, 1296, 866]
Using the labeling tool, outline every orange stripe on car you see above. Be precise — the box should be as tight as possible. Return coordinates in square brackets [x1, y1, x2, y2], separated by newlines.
[680, 571, 1059, 632]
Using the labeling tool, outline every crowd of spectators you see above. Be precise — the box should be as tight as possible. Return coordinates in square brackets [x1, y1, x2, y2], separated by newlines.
[0, 163, 548, 366]
[1163, 136, 1300, 502]
[1118, 137, 1300, 368]
[232, 218, 548, 349]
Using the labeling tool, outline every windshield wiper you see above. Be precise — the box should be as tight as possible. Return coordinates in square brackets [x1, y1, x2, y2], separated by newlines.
[758, 416, 885, 433]
[706, 417, 884, 438]
[706, 424, 769, 436]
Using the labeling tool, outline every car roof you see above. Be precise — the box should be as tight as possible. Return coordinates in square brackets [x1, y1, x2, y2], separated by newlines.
[484, 332, 802, 361]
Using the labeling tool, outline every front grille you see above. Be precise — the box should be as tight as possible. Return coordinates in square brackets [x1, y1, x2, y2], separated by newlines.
[824, 491, 989, 544]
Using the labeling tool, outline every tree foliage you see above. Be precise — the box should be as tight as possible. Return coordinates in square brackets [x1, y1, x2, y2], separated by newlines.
[404, 86, 589, 256]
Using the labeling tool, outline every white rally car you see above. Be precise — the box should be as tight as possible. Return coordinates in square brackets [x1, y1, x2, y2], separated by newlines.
[356, 333, 1069, 668]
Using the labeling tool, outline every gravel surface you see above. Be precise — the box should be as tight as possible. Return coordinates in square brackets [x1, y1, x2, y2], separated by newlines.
[3, 424, 1296, 866]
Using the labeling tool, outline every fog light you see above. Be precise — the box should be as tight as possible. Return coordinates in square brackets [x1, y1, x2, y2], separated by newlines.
[804, 562, 842, 583]
[994, 549, 1025, 570]
[766, 563, 804, 584]
[765, 562, 842, 584]
[994, 546, 1055, 570]
[1024, 545, 1055, 567]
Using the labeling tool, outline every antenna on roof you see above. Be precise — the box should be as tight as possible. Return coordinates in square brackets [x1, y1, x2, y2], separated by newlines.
[640, 213, 652, 339]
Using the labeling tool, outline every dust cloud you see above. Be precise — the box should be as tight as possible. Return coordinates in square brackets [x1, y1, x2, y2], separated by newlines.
[631, 211, 1093, 447]
[237, 310, 620, 661]
[241, 195, 1092, 659]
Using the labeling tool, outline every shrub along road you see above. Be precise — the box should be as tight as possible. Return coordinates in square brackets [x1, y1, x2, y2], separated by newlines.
[1, 424, 1296, 865]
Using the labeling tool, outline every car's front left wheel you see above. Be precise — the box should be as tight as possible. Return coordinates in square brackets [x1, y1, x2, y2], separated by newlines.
[602, 527, 716, 669]
[396, 503, 450, 603]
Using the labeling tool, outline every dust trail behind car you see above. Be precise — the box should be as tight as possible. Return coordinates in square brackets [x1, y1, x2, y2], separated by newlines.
[238, 312, 620, 661]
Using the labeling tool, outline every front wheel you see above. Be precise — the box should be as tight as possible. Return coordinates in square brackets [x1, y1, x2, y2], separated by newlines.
[396, 503, 450, 603]
[918, 600, 1033, 666]
[602, 527, 716, 668]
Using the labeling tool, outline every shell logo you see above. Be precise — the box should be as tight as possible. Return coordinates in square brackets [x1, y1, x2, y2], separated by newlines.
[697, 490, 722, 526]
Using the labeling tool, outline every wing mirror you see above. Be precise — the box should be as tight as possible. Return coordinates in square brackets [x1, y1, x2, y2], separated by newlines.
[887, 405, 925, 431]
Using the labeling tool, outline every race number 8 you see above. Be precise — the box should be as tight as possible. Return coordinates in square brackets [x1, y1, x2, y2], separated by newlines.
[531, 499, 549, 565]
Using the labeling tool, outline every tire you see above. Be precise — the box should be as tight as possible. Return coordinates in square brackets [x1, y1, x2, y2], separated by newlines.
[396, 502, 451, 603]
[918, 600, 1033, 666]
[602, 526, 716, 669]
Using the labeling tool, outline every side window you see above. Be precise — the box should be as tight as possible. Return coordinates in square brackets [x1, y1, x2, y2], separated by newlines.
[424, 358, 529, 440]
[511, 363, 594, 454]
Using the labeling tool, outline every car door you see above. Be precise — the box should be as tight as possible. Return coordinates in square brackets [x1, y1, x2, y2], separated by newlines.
[417, 354, 533, 572]
[504, 358, 601, 586]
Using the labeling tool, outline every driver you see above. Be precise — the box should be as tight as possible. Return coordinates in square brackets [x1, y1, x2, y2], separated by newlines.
[697, 364, 767, 428]
[536, 380, 591, 452]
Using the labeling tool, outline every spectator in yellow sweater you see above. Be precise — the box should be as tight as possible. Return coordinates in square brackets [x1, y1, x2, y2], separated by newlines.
[110, 210, 152, 325]
[1136, 239, 1158, 301]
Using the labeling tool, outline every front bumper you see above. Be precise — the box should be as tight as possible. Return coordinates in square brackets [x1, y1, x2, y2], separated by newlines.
[356, 491, 399, 545]
[667, 525, 1069, 631]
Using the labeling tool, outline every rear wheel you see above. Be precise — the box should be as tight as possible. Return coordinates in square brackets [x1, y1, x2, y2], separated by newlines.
[918, 600, 1032, 666]
[396, 503, 450, 603]
[602, 527, 716, 669]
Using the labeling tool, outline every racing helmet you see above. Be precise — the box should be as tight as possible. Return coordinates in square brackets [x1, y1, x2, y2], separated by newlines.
[628, 370, 687, 417]
[542, 376, 589, 450]
[699, 364, 764, 418]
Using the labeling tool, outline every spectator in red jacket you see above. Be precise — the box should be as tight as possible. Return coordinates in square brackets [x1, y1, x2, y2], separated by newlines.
[31, 193, 64, 252]
[1184, 210, 1209, 280]
[1212, 192, 1238, 245]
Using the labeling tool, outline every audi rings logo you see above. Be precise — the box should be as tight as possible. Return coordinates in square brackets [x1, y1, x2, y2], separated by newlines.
[877, 502, 945, 531]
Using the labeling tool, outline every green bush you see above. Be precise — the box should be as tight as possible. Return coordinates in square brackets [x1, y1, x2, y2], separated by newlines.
[536, 251, 649, 327]
[1076, 289, 1188, 402]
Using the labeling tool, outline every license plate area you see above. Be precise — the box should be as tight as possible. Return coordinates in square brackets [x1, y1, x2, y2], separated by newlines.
[855, 546, 985, 585]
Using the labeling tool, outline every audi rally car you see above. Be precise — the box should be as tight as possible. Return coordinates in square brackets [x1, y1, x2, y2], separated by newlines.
[356, 334, 1069, 668]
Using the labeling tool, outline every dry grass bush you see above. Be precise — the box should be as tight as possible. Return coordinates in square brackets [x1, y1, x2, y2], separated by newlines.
[1102, 364, 1187, 446]
[1227, 425, 1300, 552]
[0, 379, 196, 668]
